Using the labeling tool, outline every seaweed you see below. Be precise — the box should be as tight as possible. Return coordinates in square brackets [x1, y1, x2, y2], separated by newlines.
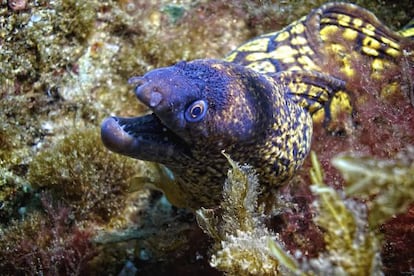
[0, 0, 96, 87]
[0, 0, 413, 274]
[196, 151, 414, 275]
[0, 192, 97, 275]
[304, 152, 381, 275]
[0, 167, 31, 223]
[332, 146, 414, 227]
[332, 148, 414, 274]
[196, 152, 290, 275]
[27, 128, 141, 222]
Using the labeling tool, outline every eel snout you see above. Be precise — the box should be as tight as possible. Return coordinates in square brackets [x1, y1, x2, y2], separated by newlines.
[101, 116, 135, 155]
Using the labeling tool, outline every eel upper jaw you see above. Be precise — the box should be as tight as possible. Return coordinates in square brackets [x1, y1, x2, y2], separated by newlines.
[101, 113, 191, 165]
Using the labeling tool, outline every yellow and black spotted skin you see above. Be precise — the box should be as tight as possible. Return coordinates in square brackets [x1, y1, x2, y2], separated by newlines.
[226, 2, 413, 125]
[102, 3, 414, 208]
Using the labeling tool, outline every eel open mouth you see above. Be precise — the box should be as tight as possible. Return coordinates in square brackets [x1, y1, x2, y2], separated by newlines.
[101, 113, 190, 164]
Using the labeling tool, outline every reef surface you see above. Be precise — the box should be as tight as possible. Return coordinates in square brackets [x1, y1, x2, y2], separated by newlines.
[0, 0, 413, 274]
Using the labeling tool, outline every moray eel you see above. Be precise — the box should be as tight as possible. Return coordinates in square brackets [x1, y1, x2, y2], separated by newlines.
[102, 3, 414, 208]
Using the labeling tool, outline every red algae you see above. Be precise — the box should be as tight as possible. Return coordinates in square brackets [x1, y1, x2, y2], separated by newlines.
[271, 182, 326, 259]
[0, 193, 97, 275]
[290, 73, 414, 274]
[381, 204, 414, 274]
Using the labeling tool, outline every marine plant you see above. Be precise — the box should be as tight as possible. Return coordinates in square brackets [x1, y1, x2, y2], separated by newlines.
[196, 152, 282, 275]
[0, 192, 96, 275]
[27, 128, 141, 222]
[333, 148, 414, 274]
[197, 151, 414, 275]
[0, 0, 96, 86]
[304, 152, 381, 275]
[332, 147, 414, 227]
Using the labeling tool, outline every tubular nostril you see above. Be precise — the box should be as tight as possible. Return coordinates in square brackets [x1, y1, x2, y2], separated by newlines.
[135, 82, 164, 108]
[149, 90, 163, 107]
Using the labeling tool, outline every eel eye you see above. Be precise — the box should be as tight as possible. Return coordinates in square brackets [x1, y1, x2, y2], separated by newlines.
[185, 100, 208, 122]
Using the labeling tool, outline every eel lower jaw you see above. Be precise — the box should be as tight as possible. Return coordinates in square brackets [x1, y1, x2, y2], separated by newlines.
[101, 113, 190, 164]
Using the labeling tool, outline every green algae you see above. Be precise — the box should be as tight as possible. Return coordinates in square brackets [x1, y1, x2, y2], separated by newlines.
[0, 167, 30, 223]
[352, 0, 414, 30]
[1, 0, 410, 90]
[0, 0, 96, 86]
[27, 128, 141, 222]
[161, 4, 186, 24]
[0, 0, 130, 227]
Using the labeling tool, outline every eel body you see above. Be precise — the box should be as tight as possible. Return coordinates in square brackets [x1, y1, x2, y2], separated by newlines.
[101, 3, 414, 208]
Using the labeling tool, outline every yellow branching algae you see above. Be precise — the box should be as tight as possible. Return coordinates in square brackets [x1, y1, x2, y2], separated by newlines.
[332, 146, 414, 227]
[308, 152, 381, 275]
[196, 152, 291, 275]
[198, 152, 408, 275]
